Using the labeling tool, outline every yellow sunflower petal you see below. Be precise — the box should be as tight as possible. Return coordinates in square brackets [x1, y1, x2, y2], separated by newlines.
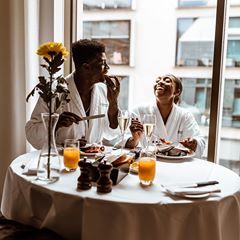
[36, 42, 69, 60]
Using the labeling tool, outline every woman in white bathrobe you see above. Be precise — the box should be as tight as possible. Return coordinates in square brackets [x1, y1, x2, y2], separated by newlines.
[26, 39, 120, 149]
[125, 74, 205, 158]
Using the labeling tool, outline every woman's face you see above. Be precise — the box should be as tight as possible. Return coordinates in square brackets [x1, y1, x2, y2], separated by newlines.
[154, 76, 178, 101]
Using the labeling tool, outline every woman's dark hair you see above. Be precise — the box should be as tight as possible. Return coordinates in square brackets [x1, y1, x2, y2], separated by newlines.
[71, 39, 106, 69]
[164, 74, 183, 104]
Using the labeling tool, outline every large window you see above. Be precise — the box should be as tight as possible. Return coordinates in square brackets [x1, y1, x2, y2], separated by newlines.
[83, 20, 130, 65]
[77, 0, 240, 174]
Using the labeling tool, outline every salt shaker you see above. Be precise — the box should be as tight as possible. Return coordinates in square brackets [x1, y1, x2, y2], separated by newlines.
[97, 160, 113, 193]
[77, 157, 92, 190]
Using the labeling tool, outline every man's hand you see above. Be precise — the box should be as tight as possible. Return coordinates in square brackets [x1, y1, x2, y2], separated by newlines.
[105, 75, 120, 129]
[56, 112, 82, 131]
[105, 75, 120, 103]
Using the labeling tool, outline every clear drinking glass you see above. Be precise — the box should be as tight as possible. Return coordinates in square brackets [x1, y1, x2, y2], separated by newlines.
[138, 150, 156, 186]
[63, 139, 80, 172]
[118, 110, 131, 152]
[143, 114, 156, 151]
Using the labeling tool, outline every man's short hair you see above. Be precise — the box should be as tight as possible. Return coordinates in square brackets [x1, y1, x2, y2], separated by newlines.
[72, 39, 105, 69]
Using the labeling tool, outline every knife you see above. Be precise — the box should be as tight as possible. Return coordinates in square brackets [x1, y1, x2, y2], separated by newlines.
[162, 180, 219, 188]
[80, 114, 105, 121]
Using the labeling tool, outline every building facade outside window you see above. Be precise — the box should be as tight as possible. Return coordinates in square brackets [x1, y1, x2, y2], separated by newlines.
[176, 17, 240, 68]
[83, 20, 130, 65]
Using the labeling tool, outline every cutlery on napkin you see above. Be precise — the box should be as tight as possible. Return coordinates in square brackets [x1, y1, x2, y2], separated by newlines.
[163, 181, 221, 198]
[161, 180, 219, 189]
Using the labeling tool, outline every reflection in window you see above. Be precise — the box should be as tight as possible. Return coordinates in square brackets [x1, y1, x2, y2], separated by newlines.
[117, 76, 129, 110]
[83, 0, 132, 10]
[83, 21, 130, 65]
[226, 40, 240, 67]
[176, 17, 240, 68]
[178, 0, 240, 7]
[181, 78, 240, 128]
[178, 0, 216, 7]
[229, 17, 240, 28]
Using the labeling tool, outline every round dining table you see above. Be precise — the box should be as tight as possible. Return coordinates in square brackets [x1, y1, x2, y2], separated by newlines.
[1, 151, 240, 240]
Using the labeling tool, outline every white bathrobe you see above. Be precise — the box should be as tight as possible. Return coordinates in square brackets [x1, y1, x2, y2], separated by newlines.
[131, 103, 206, 158]
[25, 73, 119, 149]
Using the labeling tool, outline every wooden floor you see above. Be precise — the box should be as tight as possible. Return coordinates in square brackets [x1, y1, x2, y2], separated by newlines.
[0, 212, 63, 240]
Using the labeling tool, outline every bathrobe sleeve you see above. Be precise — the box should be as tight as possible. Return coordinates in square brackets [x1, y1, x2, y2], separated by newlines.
[25, 97, 50, 149]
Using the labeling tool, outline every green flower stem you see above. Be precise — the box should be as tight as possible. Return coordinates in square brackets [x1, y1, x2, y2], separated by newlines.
[47, 66, 53, 179]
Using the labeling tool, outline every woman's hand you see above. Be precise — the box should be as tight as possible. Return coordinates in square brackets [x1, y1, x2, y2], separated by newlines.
[126, 118, 144, 148]
[180, 138, 197, 152]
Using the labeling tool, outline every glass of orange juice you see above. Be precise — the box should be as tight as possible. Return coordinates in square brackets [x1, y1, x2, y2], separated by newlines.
[64, 139, 80, 172]
[138, 151, 156, 186]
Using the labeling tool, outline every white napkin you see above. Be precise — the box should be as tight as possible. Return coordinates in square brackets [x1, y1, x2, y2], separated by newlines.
[22, 158, 40, 176]
[164, 185, 221, 198]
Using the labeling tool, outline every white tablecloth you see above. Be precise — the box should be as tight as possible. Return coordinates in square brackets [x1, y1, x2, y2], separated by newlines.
[1, 151, 240, 240]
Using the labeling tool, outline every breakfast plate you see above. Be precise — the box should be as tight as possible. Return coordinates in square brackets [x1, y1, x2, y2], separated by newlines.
[80, 151, 99, 156]
[156, 151, 195, 160]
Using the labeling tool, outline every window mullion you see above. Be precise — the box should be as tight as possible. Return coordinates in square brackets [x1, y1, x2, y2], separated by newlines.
[208, 0, 230, 163]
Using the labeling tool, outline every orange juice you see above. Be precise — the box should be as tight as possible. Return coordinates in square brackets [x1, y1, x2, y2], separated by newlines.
[138, 157, 156, 185]
[64, 147, 80, 171]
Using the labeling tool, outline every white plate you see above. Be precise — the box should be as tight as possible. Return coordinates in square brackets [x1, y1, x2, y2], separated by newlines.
[80, 151, 104, 157]
[181, 193, 210, 199]
[80, 144, 105, 156]
[156, 151, 195, 160]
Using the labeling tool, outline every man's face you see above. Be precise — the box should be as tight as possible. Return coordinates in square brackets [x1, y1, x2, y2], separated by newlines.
[88, 52, 110, 84]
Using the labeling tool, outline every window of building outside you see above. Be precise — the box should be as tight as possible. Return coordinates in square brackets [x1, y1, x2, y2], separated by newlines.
[117, 76, 129, 110]
[83, 20, 130, 65]
[79, 0, 240, 174]
[176, 17, 240, 67]
[83, 0, 133, 10]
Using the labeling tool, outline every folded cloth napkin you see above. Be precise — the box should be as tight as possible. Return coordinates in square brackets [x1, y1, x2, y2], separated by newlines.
[22, 158, 41, 176]
[164, 185, 221, 198]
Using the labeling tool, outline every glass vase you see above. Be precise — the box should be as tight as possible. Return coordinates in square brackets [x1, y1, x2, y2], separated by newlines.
[36, 112, 60, 184]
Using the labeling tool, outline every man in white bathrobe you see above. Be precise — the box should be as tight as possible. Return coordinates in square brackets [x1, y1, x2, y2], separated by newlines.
[125, 74, 205, 158]
[26, 39, 120, 149]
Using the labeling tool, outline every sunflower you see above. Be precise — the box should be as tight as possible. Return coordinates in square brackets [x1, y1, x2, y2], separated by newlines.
[37, 42, 69, 60]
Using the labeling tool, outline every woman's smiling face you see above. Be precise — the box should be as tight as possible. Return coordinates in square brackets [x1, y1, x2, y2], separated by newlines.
[154, 75, 177, 100]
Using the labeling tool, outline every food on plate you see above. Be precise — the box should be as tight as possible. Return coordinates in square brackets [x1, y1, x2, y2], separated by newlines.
[156, 145, 190, 157]
[159, 138, 172, 144]
[112, 154, 133, 168]
[80, 144, 105, 153]
[130, 161, 139, 173]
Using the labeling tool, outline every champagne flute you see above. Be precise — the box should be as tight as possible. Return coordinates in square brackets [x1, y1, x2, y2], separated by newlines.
[143, 114, 156, 151]
[118, 110, 131, 153]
